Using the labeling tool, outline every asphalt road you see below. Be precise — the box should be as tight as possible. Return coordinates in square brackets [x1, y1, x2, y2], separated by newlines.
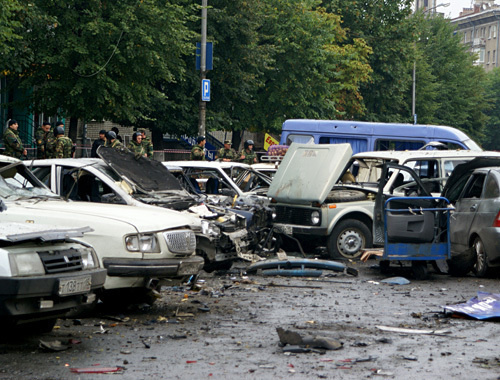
[0, 260, 499, 380]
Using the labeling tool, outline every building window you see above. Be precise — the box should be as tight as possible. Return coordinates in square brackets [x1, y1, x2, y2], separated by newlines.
[489, 26, 492, 39]
[488, 51, 491, 64]
[464, 32, 467, 42]
[474, 48, 485, 64]
[494, 25, 497, 38]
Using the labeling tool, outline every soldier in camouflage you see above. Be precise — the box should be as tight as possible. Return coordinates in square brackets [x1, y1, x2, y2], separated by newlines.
[105, 131, 122, 148]
[128, 132, 146, 157]
[139, 129, 154, 159]
[3, 120, 27, 159]
[216, 140, 237, 162]
[239, 139, 258, 164]
[53, 125, 74, 158]
[35, 121, 52, 159]
[190, 136, 206, 160]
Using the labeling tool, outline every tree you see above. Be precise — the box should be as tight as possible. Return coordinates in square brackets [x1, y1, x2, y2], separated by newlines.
[0, 0, 22, 64]
[6, 0, 196, 138]
[482, 68, 500, 150]
[413, 15, 487, 143]
[325, 0, 416, 122]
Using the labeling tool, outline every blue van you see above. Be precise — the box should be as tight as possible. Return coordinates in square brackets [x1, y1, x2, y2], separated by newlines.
[279, 119, 482, 154]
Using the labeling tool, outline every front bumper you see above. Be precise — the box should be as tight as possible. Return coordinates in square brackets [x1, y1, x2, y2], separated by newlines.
[274, 223, 328, 236]
[0, 268, 107, 318]
[102, 256, 204, 277]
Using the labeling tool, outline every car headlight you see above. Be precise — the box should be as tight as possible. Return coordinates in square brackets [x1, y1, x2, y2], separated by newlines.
[81, 248, 98, 269]
[125, 234, 160, 253]
[9, 253, 45, 276]
[201, 220, 221, 237]
[311, 210, 321, 226]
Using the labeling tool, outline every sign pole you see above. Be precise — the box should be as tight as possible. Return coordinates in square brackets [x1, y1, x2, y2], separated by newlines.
[198, 0, 208, 137]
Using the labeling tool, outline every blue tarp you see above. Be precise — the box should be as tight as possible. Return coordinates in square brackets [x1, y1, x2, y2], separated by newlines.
[442, 292, 500, 320]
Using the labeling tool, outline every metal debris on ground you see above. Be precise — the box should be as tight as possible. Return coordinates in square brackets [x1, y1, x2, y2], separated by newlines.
[380, 277, 411, 285]
[276, 327, 343, 352]
[442, 292, 500, 320]
[376, 325, 452, 336]
[39, 340, 70, 352]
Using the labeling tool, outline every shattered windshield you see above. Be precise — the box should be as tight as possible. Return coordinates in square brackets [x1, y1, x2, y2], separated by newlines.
[0, 163, 57, 200]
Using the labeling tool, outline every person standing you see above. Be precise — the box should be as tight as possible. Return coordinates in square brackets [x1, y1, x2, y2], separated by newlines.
[3, 119, 27, 159]
[54, 125, 74, 158]
[45, 121, 65, 158]
[216, 140, 237, 162]
[139, 129, 154, 159]
[105, 131, 122, 148]
[35, 121, 52, 159]
[239, 139, 258, 164]
[128, 132, 146, 157]
[91, 129, 106, 158]
[190, 136, 206, 160]
[111, 127, 123, 143]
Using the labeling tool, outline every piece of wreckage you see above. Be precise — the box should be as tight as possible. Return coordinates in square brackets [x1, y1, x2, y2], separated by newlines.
[246, 257, 358, 277]
[97, 147, 275, 271]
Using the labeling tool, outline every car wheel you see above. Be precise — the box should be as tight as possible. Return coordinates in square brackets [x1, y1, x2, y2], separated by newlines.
[473, 237, 490, 277]
[412, 261, 429, 280]
[327, 219, 372, 260]
[325, 190, 367, 203]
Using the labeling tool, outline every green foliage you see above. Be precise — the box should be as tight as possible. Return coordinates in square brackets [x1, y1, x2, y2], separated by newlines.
[325, 0, 416, 122]
[413, 15, 487, 142]
[482, 68, 500, 150]
[0, 0, 23, 68]
[6, 0, 196, 123]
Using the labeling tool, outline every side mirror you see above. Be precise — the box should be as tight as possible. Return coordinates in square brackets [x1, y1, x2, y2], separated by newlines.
[101, 193, 127, 205]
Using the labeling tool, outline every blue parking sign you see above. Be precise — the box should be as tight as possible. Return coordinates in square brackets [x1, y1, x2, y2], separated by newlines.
[202, 79, 210, 101]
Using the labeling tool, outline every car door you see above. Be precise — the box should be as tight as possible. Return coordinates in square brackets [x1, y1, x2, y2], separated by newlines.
[449, 173, 486, 253]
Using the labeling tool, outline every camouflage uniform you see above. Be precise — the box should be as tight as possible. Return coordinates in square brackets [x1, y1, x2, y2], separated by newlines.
[127, 140, 146, 156]
[106, 139, 122, 149]
[141, 137, 154, 158]
[35, 127, 52, 159]
[217, 147, 237, 161]
[54, 136, 73, 158]
[190, 144, 205, 160]
[45, 134, 57, 158]
[239, 149, 258, 165]
[3, 127, 25, 159]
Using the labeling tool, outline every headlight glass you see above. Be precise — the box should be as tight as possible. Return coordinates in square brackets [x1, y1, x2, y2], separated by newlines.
[311, 210, 321, 226]
[125, 234, 160, 253]
[201, 220, 221, 237]
[81, 248, 98, 269]
[9, 253, 45, 276]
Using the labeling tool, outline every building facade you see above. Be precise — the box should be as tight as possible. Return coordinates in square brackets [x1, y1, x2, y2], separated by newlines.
[451, 0, 500, 72]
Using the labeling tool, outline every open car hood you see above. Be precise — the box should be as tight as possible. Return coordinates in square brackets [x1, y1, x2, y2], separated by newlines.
[97, 146, 185, 193]
[441, 157, 500, 199]
[267, 143, 353, 204]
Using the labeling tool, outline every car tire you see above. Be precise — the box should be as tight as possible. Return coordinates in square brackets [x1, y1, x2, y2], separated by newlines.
[327, 219, 372, 260]
[325, 190, 367, 203]
[472, 237, 490, 278]
[412, 261, 429, 280]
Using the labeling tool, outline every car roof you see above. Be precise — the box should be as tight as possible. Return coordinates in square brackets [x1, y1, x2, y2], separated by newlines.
[353, 150, 500, 162]
[26, 158, 103, 168]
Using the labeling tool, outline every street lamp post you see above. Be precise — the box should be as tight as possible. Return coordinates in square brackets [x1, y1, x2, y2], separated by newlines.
[198, 0, 208, 137]
[412, 2, 450, 124]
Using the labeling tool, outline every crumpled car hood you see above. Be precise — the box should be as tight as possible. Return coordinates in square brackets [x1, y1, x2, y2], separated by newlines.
[267, 143, 353, 204]
[0, 223, 92, 243]
[98, 146, 186, 193]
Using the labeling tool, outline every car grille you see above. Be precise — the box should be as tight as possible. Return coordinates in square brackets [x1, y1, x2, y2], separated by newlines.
[163, 229, 197, 255]
[38, 248, 83, 274]
[274, 206, 317, 226]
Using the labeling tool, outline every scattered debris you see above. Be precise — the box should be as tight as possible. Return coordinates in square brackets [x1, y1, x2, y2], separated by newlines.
[442, 292, 500, 320]
[70, 366, 124, 374]
[39, 340, 70, 352]
[247, 258, 358, 277]
[276, 327, 343, 352]
[380, 277, 410, 285]
[376, 325, 452, 336]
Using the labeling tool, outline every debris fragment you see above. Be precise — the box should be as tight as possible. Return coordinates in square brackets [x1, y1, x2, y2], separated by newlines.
[376, 325, 452, 336]
[39, 340, 70, 352]
[442, 292, 500, 320]
[380, 277, 410, 285]
[70, 366, 123, 373]
[276, 327, 343, 352]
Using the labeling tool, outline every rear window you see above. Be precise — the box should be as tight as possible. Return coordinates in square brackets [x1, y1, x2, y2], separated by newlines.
[375, 140, 424, 151]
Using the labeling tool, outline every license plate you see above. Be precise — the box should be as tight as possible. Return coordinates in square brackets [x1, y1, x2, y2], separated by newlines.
[178, 262, 203, 276]
[275, 224, 293, 235]
[58, 276, 92, 296]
